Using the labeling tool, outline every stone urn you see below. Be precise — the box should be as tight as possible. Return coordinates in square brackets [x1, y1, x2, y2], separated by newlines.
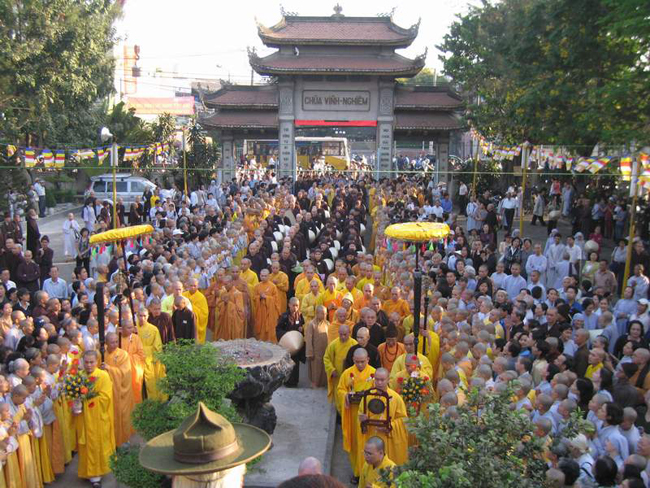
[211, 339, 293, 434]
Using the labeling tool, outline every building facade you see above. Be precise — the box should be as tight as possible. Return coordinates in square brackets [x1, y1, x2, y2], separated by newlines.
[202, 6, 462, 181]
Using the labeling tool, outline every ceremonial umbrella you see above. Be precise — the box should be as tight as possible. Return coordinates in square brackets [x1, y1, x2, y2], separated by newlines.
[90, 224, 155, 357]
[384, 222, 451, 355]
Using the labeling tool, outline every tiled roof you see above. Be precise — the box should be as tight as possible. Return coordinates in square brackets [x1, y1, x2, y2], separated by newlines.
[394, 113, 463, 131]
[258, 16, 418, 47]
[395, 89, 463, 110]
[201, 111, 278, 129]
[251, 52, 423, 76]
[204, 87, 278, 109]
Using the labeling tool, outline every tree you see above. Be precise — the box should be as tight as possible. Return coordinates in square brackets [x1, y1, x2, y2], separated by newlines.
[386, 388, 585, 488]
[439, 0, 649, 152]
[398, 68, 450, 86]
[0, 0, 122, 146]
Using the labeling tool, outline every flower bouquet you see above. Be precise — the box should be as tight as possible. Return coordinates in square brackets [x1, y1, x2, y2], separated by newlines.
[64, 366, 98, 415]
[397, 373, 432, 415]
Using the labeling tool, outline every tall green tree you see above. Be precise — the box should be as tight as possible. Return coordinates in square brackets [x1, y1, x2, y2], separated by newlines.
[439, 0, 649, 152]
[0, 0, 122, 146]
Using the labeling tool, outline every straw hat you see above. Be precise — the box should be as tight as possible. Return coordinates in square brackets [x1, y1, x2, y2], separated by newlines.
[139, 402, 271, 476]
[279, 330, 305, 355]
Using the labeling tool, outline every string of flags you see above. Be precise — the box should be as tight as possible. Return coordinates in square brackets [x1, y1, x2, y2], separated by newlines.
[0, 141, 174, 169]
[470, 129, 641, 177]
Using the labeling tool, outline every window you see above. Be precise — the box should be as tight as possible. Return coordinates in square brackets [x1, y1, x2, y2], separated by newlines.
[92, 181, 105, 192]
[322, 142, 343, 156]
[130, 181, 145, 193]
[115, 181, 128, 192]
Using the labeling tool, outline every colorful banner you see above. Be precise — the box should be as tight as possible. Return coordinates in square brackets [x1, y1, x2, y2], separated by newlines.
[24, 148, 36, 167]
[42, 149, 54, 168]
[55, 151, 65, 168]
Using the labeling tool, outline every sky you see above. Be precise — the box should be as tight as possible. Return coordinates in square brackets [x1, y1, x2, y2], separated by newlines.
[115, 0, 476, 97]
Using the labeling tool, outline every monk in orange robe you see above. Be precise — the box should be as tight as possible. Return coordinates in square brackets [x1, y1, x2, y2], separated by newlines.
[253, 269, 280, 343]
[217, 275, 246, 340]
[231, 265, 253, 338]
[318, 276, 343, 322]
[377, 324, 406, 373]
[205, 268, 226, 336]
[103, 332, 135, 446]
[330, 307, 354, 343]
[383, 286, 410, 320]
[353, 283, 374, 312]
[270, 261, 289, 316]
[121, 321, 146, 404]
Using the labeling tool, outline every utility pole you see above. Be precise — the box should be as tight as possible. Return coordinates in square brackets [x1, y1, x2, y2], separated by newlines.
[622, 155, 639, 296]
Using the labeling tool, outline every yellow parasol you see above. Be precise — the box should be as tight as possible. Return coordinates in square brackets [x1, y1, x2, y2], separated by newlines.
[89, 224, 154, 245]
[384, 222, 451, 242]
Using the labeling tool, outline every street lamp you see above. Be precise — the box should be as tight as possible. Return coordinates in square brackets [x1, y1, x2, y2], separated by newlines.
[100, 127, 119, 228]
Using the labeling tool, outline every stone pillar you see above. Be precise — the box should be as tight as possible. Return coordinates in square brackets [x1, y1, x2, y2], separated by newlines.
[376, 82, 395, 179]
[278, 81, 295, 180]
[438, 140, 452, 194]
[221, 132, 235, 183]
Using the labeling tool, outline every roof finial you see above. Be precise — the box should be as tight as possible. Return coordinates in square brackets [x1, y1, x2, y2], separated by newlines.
[333, 3, 343, 17]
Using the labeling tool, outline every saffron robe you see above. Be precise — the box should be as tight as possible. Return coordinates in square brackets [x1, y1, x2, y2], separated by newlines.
[270, 271, 289, 316]
[300, 291, 320, 325]
[137, 322, 166, 401]
[318, 289, 343, 322]
[217, 287, 246, 340]
[328, 318, 354, 344]
[359, 387, 409, 466]
[75, 367, 115, 479]
[359, 455, 396, 488]
[104, 348, 135, 446]
[295, 277, 324, 302]
[305, 318, 330, 387]
[383, 298, 410, 320]
[337, 364, 376, 477]
[240, 268, 259, 294]
[389, 353, 433, 383]
[253, 281, 280, 343]
[183, 290, 209, 344]
[323, 337, 358, 406]
[8, 399, 39, 488]
[378, 342, 406, 373]
[123, 333, 146, 404]
[204, 278, 225, 335]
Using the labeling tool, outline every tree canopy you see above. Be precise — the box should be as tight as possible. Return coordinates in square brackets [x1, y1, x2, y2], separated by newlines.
[0, 0, 122, 146]
[439, 0, 649, 152]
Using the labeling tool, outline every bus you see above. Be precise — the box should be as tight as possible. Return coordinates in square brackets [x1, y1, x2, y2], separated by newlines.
[242, 137, 350, 170]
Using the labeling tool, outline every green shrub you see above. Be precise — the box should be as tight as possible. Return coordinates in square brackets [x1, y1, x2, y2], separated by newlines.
[109, 445, 164, 488]
[45, 191, 57, 208]
[111, 340, 245, 487]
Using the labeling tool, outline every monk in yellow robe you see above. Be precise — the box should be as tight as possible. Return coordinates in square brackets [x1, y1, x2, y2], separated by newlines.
[355, 264, 374, 291]
[389, 355, 434, 424]
[323, 324, 357, 407]
[359, 368, 409, 466]
[372, 271, 391, 302]
[23, 375, 54, 485]
[217, 275, 247, 340]
[300, 280, 321, 325]
[253, 269, 280, 343]
[359, 437, 396, 488]
[0, 403, 21, 488]
[7, 385, 39, 488]
[183, 278, 209, 344]
[270, 261, 289, 315]
[337, 348, 376, 478]
[240, 258, 259, 294]
[161, 281, 193, 316]
[103, 333, 135, 446]
[318, 276, 342, 322]
[342, 276, 363, 304]
[353, 283, 374, 312]
[390, 334, 434, 383]
[295, 267, 324, 301]
[383, 287, 410, 321]
[341, 294, 360, 324]
[419, 327, 441, 376]
[377, 324, 406, 373]
[78, 350, 115, 484]
[121, 321, 146, 404]
[136, 308, 166, 401]
[204, 268, 226, 336]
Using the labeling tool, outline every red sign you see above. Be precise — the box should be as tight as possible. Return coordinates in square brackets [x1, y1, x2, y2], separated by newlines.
[126, 97, 195, 116]
[294, 120, 377, 127]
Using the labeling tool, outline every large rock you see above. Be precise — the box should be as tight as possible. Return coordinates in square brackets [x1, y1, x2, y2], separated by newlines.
[211, 339, 293, 434]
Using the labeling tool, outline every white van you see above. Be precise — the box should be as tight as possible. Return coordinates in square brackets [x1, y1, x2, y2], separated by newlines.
[88, 174, 156, 208]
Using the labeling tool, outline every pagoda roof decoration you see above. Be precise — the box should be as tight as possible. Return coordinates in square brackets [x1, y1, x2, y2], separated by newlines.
[395, 85, 463, 111]
[201, 110, 278, 130]
[203, 84, 278, 110]
[248, 50, 425, 77]
[394, 112, 463, 131]
[256, 5, 419, 48]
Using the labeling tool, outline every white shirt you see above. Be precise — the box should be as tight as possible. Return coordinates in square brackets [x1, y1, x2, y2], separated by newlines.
[34, 182, 46, 197]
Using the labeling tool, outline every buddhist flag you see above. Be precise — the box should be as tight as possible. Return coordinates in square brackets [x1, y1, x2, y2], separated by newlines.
[640, 153, 650, 190]
[55, 151, 65, 168]
[620, 156, 632, 181]
[42, 149, 54, 168]
[123, 148, 134, 161]
[155, 143, 162, 155]
[6, 145, 16, 158]
[24, 148, 36, 167]
[565, 157, 574, 171]
[97, 148, 108, 165]
[588, 157, 610, 174]
[574, 158, 591, 173]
